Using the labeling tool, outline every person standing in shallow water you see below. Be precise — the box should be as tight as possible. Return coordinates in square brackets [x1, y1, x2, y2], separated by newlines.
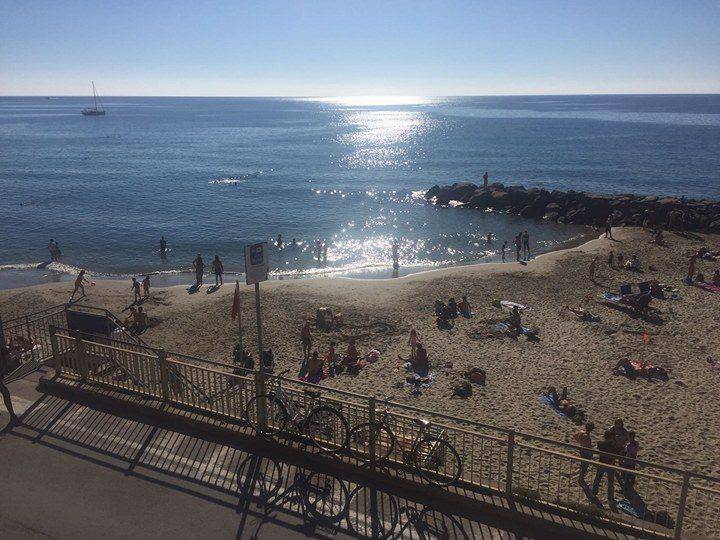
[392, 240, 399, 270]
[522, 230, 530, 259]
[514, 234, 521, 262]
[193, 254, 204, 287]
[501, 241, 507, 262]
[160, 236, 167, 255]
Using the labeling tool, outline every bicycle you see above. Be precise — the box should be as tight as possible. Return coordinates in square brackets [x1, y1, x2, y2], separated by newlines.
[244, 369, 350, 453]
[348, 400, 462, 486]
[395, 506, 469, 539]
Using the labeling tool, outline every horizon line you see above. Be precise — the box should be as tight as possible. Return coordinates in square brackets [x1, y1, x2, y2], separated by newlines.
[1, 91, 719, 98]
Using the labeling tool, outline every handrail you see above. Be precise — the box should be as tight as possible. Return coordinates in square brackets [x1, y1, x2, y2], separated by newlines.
[1, 304, 66, 325]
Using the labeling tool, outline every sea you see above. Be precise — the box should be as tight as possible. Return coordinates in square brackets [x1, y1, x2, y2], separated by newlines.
[1, 94, 719, 290]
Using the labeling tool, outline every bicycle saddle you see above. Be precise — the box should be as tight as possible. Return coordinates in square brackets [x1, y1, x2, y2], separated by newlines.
[413, 418, 431, 427]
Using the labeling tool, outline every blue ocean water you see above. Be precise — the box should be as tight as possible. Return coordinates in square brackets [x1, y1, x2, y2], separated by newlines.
[1, 95, 719, 287]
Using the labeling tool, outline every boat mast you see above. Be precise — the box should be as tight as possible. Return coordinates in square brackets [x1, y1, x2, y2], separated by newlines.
[92, 81, 98, 110]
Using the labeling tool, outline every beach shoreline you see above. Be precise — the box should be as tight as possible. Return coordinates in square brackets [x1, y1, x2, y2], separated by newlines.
[2, 226, 719, 478]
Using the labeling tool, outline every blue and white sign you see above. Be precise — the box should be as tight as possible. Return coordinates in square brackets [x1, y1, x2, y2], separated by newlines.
[244, 242, 269, 285]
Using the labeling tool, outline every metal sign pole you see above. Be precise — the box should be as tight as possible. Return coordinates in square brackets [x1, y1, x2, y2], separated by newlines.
[235, 280, 243, 356]
[255, 282, 263, 364]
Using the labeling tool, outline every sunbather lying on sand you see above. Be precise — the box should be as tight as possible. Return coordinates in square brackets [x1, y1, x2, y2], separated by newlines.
[542, 386, 586, 424]
[614, 358, 669, 379]
[565, 306, 599, 321]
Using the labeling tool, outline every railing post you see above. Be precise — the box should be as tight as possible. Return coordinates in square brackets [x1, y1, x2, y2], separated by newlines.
[674, 472, 691, 540]
[157, 348, 169, 402]
[50, 326, 61, 375]
[254, 369, 267, 429]
[368, 396, 377, 470]
[26, 316, 36, 363]
[74, 333, 88, 379]
[506, 430, 515, 496]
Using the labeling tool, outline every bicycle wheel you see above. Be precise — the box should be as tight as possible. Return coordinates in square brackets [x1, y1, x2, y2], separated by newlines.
[244, 393, 288, 436]
[303, 405, 349, 453]
[346, 485, 399, 539]
[413, 437, 462, 487]
[348, 422, 396, 462]
[302, 471, 349, 524]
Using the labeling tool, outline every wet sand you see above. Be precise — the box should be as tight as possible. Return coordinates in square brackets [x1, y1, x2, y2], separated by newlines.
[2, 227, 719, 477]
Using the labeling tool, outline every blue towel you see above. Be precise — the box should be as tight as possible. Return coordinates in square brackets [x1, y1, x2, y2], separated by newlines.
[538, 394, 565, 417]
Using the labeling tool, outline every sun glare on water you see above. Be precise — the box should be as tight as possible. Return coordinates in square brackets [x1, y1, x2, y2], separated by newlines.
[306, 95, 437, 107]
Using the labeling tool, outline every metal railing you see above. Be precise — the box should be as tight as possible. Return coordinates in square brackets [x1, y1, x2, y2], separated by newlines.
[0, 304, 146, 375]
[48, 330, 720, 539]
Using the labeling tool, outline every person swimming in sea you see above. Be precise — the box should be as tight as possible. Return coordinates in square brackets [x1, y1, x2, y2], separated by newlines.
[160, 236, 168, 255]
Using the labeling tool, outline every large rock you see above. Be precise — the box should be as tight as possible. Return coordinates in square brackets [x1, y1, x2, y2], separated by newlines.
[490, 190, 511, 208]
[436, 182, 478, 205]
[425, 185, 440, 200]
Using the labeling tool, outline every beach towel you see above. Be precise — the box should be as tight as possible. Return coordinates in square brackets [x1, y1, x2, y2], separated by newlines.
[538, 394, 565, 417]
[602, 292, 623, 302]
[498, 300, 530, 311]
[695, 281, 720, 293]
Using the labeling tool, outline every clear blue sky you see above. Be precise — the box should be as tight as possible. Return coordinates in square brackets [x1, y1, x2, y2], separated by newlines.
[1, 0, 719, 96]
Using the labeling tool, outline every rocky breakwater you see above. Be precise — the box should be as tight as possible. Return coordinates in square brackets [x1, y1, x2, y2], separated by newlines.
[424, 182, 720, 232]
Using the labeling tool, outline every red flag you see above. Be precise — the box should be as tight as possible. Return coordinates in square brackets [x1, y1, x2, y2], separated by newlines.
[231, 283, 239, 321]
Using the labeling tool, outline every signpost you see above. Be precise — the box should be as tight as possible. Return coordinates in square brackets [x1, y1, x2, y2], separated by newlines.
[244, 242, 269, 364]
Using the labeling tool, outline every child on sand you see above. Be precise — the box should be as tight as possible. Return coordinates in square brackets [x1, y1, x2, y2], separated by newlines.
[142, 276, 150, 298]
[71, 270, 91, 301]
[458, 296, 471, 317]
[589, 256, 598, 281]
[301, 320, 312, 362]
[408, 329, 419, 361]
[131, 277, 142, 303]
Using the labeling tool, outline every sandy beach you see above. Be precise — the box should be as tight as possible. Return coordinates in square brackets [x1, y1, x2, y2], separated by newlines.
[2, 227, 719, 477]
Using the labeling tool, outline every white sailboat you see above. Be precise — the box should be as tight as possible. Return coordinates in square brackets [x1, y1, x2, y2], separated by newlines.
[81, 82, 106, 116]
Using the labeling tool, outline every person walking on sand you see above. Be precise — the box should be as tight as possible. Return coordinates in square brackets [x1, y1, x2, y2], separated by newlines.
[522, 230, 530, 259]
[193, 254, 205, 287]
[514, 234, 521, 262]
[409, 328, 420, 361]
[71, 269, 91, 301]
[1, 344, 20, 427]
[301, 319, 312, 363]
[589, 256, 599, 282]
[605, 216, 613, 239]
[142, 275, 151, 299]
[501, 241, 507, 263]
[131, 277, 142, 303]
[212, 255, 224, 286]
[592, 430, 618, 506]
[159, 236, 168, 255]
[483, 171, 489, 189]
[572, 422, 594, 483]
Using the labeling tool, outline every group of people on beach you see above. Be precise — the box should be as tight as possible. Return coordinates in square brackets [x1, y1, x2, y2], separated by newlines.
[192, 254, 225, 287]
[299, 318, 372, 383]
[493, 231, 531, 263]
[572, 418, 640, 504]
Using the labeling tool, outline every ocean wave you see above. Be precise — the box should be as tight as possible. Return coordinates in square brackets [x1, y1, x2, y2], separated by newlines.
[208, 169, 273, 185]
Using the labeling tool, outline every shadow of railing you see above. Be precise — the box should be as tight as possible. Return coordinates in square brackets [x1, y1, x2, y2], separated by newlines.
[10, 394, 526, 539]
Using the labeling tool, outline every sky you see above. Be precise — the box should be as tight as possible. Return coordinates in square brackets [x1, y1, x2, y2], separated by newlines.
[1, 0, 719, 96]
